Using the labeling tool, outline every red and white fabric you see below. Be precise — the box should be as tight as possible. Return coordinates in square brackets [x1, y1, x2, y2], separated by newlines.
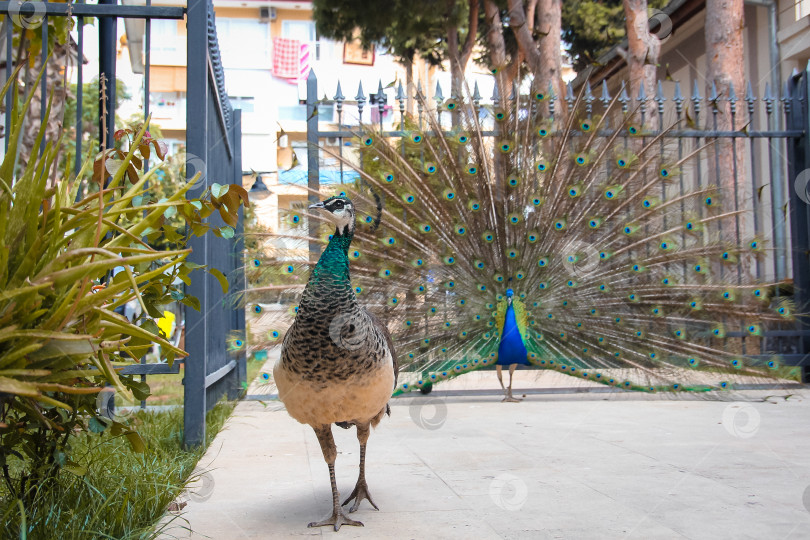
[273, 38, 311, 83]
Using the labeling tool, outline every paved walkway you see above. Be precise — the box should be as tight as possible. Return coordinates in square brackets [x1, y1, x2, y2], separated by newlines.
[158, 376, 810, 539]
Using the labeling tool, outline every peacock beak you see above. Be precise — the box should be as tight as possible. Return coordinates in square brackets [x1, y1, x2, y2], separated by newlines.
[308, 201, 326, 211]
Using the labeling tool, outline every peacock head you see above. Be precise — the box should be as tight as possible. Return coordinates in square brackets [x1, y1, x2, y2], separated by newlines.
[310, 195, 355, 237]
[505, 288, 514, 305]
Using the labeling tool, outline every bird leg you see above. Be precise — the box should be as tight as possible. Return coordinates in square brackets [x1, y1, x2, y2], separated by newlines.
[308, 424, 363, 531]
[503, 364, 522, 402]
[496, 365, 506, 392]
[342, 423, 379, 513]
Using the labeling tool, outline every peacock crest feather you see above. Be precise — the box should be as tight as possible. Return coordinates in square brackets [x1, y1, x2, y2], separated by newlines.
[248, 84, 799, 395]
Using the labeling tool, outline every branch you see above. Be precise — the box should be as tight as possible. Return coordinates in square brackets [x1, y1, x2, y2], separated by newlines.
[506, 0, 542, 75]
[460, 0, 480, 69]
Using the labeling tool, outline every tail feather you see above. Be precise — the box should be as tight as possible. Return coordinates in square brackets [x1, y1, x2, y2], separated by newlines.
[246, 84, 799, 396]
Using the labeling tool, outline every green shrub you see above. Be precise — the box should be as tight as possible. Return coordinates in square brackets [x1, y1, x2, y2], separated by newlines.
[0, 65, 247, 507]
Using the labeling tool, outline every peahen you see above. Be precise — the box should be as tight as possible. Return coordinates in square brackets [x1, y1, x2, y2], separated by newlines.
[251, 84, 797, 412]
[273, 195, 396, 531]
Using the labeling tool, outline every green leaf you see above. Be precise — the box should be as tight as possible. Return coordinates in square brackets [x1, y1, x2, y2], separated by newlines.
[124, 430, 146, 453]
[218, 226, 234, 239]
[63, 460, 87, 477]
[209, 268, 229, 294]
[210, 183, 229, 199]
[88, 417, 108, 433]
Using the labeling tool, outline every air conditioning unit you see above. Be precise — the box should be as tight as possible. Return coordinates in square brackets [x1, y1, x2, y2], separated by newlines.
[260, 6, 276, 22]
[325, 137, 340, 147]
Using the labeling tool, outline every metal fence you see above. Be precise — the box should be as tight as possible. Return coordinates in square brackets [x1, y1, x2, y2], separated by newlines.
[304, 68, 810, 381]
[0, 0, 245, 446]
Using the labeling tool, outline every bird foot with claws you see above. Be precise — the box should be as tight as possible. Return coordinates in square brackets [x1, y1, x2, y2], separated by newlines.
[341, 478, 379, 513]
[502, 390, 522, 403]
[308, 506, 364, 531]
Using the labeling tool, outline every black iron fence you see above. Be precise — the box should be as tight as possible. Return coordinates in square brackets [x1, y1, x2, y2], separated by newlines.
[0, 0, 245, 446]
[304, 68, 810, 381]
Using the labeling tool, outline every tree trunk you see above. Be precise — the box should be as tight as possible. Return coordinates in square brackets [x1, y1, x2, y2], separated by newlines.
[405, 55, 414, 116]
[20, 42, 70, 177]
[447, 18, 462, 99]
[449, 0, 479, 99]
[484, 0, 513, 99]
[705, 0, 745, 194]
[535, 0, 563, 110]
[623, 0, 660, 128]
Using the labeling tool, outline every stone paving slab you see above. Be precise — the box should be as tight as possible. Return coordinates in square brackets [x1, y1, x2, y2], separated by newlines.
[158, 387, 810, 540]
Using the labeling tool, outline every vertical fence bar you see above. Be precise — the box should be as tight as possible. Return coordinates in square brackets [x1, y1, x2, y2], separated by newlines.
[144, 0, 151, 172]
[306, 69, 320, 260]
[785, 69, 810, 380]
[74, 8, 84, 179]
[184, 0, 210, 448]
[39, 15, 47, 156]
[228, 108, 246, 399]
[99, 0, 117, 151]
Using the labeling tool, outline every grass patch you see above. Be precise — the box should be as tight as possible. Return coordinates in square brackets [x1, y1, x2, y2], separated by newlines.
[146, 359, 265, 405]
[0, 400, 236, 539]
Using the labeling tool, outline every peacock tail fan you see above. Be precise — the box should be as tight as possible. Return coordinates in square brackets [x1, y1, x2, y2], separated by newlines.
[249, 83, 800, 397]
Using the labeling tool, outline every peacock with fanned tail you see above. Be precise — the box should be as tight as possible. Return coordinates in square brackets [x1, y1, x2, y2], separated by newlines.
[248, 83, 798, 403]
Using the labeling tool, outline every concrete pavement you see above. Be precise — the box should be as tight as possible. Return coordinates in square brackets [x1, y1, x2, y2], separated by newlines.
[158, 376, 810, 539]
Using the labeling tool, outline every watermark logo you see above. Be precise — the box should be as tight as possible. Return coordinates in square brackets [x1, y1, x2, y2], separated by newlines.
[721, 402, 761, 439]
[648, 10, 673, 42]
[9, 1, 46, 30]
[169, 151, 207, 192]
[95, 387, 139, 423]
[633, 9, 673, 44]
[489, 473, 528, 512]
[794, 169, 810, 205]
[329, 311, 368, 351]
[408, 397, 447, 430]
[560, 240, 601, 279]
[188, 470, 216, 502]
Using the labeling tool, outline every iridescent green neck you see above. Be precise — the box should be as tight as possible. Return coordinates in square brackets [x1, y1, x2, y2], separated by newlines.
[302, 228, 354, 302]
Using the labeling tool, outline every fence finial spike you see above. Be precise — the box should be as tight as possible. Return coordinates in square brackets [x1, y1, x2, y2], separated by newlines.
[744, 80, 755, 102]
[600, 80, 610, 103]
[728, 81, 737, 102]
[655, 80, 665, 102]
[396, 81, 405, 100]
[691, 79, 702, 100]
[307, 69, 317, 83]
[434, 81, 444, 102]
[637, 83, 646, 101]
[356, 81, 365, 101]
[673, 80, 683, 103]
[709, 80, 718, 101]
[491, 82, 500, 102]
[764, 82, 773, 102]
[334, 81, 344, 101]
[619, 81, 629, 103]
[473, 81, 482, 102]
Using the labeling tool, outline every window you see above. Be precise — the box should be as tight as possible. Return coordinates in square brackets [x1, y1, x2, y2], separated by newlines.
[281, 20, 321, 60]
[216, 18, 270, 68]
[151, 19, 179, 52]
[797, 0, 810, 20]
[281, 20, 315, 42]
[230, 96, 255, 113]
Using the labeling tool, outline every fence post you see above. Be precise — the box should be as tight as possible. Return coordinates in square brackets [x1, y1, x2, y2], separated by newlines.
[98, 0, 116, 151]
[183, 0, 210, 448]
[785, 67, 810, 382]
[307, 69, 320, 259]
[228, 108, 246, 399]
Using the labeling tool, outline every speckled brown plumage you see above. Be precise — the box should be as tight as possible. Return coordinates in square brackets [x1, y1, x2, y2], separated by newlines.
[273, 195, 396, 531]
